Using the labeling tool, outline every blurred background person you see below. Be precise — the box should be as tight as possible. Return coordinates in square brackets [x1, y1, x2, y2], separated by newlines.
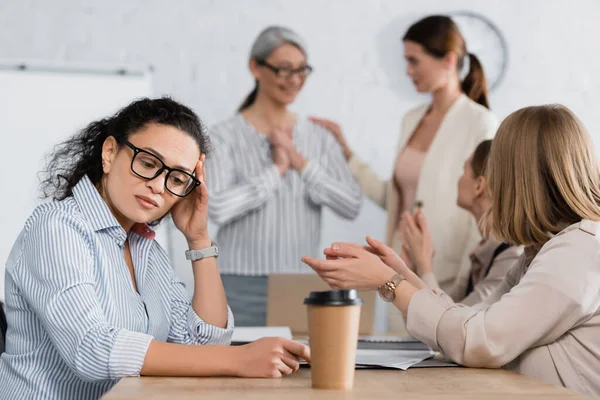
[400, 139, 523, 305]
[311, 15, 497, 332]
[206, 26, 362, 326]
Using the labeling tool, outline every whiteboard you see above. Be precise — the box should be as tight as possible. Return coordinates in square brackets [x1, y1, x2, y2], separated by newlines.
[0, 62, 154, 301]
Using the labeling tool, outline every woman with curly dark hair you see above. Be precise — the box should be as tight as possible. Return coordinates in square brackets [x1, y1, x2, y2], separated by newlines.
[0, 97, 309, 400]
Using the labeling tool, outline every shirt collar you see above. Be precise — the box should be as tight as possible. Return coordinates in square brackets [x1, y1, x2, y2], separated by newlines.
[72, 176, 122, 231]
[131, 223, 156, 240]
[469, 236, 502, 268]
[72, 175, 128, 246]
[72, 175, 157, 244]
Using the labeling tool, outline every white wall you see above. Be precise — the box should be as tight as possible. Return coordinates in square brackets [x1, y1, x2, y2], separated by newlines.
[0, 66, 152, 301]
[3, 0, 600, 291]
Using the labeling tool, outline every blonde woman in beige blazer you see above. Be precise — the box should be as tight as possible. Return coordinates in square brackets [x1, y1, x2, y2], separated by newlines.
[312, 16, 497, 327]
[303, 104, 600, 397]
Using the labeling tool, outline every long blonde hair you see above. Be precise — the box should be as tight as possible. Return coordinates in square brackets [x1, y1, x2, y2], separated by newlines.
[486, 105, 600, 246]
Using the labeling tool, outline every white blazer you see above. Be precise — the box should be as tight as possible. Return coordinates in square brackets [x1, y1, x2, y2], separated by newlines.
[349, 94, 497, 285]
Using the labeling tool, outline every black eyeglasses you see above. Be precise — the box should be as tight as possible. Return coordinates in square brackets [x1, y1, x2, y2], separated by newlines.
[122, 140, 200, 197]
[257, 60, 313, 79]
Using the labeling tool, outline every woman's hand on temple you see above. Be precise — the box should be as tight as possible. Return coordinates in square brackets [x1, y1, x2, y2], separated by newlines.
[171, 154, 211, 248]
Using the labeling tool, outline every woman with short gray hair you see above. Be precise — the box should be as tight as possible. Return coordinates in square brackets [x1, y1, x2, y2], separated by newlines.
[206, 26, 362, 326]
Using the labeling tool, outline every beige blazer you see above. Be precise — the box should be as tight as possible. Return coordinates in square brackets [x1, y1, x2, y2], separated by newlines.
[407, 220, 600, 397]
[348, 94, 497, 284]
[422, 239, 524, 306]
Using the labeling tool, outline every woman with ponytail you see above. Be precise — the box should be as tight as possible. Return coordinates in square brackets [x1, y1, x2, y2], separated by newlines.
[312, 15, 497, 333]
[206, 26, 361, 326]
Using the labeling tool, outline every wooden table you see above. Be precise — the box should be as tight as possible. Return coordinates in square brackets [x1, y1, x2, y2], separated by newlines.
[103, 368, 587, 399]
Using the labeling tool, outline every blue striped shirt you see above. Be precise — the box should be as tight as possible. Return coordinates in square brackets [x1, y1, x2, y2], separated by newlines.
[207, 115, 362, 275]
[0, 176, 234, 400]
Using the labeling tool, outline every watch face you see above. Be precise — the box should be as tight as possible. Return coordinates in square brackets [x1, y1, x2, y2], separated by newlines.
[379, 286, 394, 302]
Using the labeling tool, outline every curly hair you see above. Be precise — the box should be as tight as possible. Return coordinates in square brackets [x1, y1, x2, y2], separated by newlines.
[39, 97, 211, 202]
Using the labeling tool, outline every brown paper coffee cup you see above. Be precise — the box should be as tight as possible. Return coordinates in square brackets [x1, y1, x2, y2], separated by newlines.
[304, 290, 362, 390]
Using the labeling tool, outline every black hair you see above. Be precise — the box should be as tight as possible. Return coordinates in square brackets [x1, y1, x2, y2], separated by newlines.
[40, 97, 211, 204]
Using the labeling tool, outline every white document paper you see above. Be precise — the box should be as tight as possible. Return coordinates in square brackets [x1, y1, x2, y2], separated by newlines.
[299, 348, 435, 370]
[355, 349, 435, 370]
[231, 326, 293, 343]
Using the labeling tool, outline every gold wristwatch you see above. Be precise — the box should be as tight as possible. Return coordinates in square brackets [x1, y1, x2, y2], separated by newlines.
[377, 274, 406, 302]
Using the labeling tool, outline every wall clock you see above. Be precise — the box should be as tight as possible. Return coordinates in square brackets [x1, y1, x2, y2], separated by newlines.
[450, 11, 509, 92]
